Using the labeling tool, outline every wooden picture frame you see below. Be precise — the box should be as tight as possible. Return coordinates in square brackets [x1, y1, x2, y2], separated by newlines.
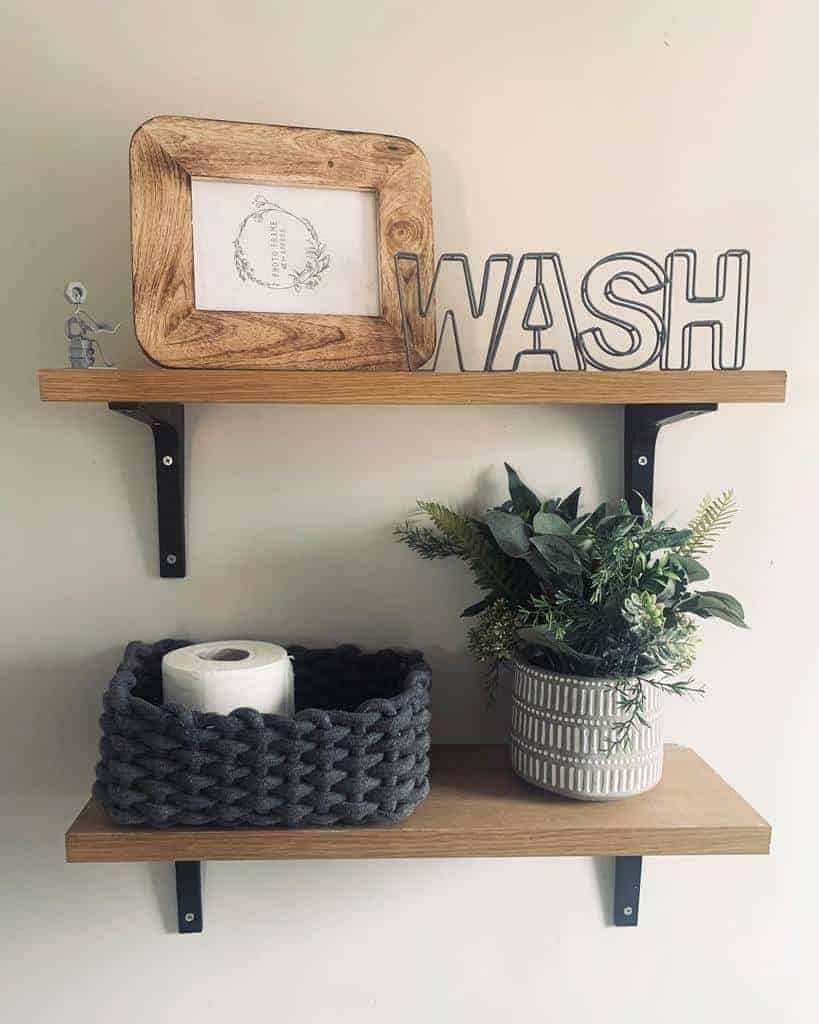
[130, 116, 435, 370]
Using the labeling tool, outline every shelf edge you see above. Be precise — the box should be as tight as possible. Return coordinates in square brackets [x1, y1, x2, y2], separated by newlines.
[65, 817, 771, 864]
[39, 369, 788, 406]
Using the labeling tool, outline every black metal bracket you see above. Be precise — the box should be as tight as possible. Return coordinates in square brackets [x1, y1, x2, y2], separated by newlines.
[624, 403, 718, 515]
[614, 856, 642, 926]
[616, 403, 718, 926]
[172, 855, 636, 932]
[175, 861, 203, 933]
[109, 403, 186, 577]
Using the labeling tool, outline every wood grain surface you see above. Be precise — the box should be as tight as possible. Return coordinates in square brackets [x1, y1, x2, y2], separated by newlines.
[39, 369, 787, 405]
[65, 745, 770, 863]
[130, 115, 435, 370]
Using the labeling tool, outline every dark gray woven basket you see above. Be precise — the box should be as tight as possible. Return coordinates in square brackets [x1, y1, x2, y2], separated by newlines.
[94, 639, 431, 828]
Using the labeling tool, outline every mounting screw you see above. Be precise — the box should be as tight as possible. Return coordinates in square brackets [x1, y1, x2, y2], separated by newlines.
[623, 906, 633, 916]
[184, 912, 195, 923]
[166, 554, 177, 566]
[162, 455, 173, 467]
[637, 456, 648, 467]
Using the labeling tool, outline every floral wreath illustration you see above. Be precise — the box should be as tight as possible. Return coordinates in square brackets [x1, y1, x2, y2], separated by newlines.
[233, 194, 331, 292]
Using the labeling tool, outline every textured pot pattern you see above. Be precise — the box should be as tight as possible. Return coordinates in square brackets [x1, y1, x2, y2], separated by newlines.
[510, 660, 663, 800]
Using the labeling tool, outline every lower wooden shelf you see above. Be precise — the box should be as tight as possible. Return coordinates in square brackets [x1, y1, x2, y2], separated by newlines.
[65, 744, 770, 864]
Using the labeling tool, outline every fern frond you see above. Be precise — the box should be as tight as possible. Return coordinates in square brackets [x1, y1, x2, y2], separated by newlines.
[416, 502, 478, 549]
[681, 490, 737, 558]
[393, 522, 460, 559]
[414, 501, 535, 606]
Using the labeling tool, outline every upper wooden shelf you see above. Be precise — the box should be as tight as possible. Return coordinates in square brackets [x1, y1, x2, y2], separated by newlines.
[39, 369, 787, 406]
[65, 744, 770, 863]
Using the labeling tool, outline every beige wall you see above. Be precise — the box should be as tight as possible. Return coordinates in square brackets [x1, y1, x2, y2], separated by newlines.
[3, 1, 817, 1021]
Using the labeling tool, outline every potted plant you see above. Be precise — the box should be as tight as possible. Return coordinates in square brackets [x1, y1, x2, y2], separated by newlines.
[395, 465, 746, 800]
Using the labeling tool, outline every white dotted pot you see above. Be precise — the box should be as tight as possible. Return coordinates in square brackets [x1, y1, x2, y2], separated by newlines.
[510, 660, 663, 801]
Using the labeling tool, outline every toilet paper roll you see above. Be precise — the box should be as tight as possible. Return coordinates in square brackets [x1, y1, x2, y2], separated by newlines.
[161, 641, 295, 716]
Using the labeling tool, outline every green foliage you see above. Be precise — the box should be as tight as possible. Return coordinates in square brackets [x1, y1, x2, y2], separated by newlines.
[604, 674, 704, 753]
[681, 491, 738, 558]
[623, 590, 665, 639]
[395, 465, 747, 749]
[504, 462, 540, 517]
[393, 521, 461, 559]
[394, 500, 536, 612]
[467, 599, 518, 703]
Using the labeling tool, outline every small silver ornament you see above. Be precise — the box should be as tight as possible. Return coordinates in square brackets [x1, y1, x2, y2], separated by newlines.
[64, 281, 119, 368]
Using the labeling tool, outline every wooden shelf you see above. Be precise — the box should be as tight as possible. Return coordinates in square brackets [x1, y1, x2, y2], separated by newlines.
[65, 745, 770, 864]
[39, 369, 787, 406]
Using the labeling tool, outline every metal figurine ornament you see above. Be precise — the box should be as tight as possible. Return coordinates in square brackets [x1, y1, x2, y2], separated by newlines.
[395, 249, 750, 372]
[64, 282, 119, 368]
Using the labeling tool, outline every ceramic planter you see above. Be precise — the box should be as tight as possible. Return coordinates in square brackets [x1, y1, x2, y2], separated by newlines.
[510, 659, 663, 801]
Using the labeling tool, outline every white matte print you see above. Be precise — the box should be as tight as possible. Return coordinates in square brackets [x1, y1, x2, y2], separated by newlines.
[191, 179, 381, 315]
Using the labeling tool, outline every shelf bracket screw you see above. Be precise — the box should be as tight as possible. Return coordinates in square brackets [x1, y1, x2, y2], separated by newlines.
[614, 856, 642, 926]
[162, 455, 174, 467]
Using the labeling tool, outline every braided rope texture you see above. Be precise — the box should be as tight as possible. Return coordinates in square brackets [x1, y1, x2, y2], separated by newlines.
[94, 639, 432, 828]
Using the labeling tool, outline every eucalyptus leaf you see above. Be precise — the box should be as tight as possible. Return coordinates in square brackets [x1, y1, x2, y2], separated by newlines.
[530, 534, 582, 575]
[484, 510, 531, 557]
[649, 528, 693, 550]
[504, 463, 540, 516]
[607, 515, 637, 540]
[585, 502, 609, 529]
[699, 590, 745, 615]
[699, 590, 748, 624]
[618, 522, 641, 542]
[556, 487, 581, 521]
[516, 625, 571, 651]
[681, 591, 748, 628]
[674, 554, 710, 582]
[519, 626, 602, 666]
[518, 626, 581, 658]
[532, 511, 573, 537]
[704, 606, 748, 628]
[522, 550, 555, 582]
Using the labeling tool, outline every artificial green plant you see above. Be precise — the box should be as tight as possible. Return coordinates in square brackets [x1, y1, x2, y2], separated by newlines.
[395, 465, 746, 748]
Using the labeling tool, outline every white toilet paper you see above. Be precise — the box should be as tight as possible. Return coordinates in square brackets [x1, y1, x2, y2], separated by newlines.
[161, 641, 295, 716]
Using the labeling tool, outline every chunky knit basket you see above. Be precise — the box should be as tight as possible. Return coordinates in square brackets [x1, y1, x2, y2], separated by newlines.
[94, 639, 431, 827]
